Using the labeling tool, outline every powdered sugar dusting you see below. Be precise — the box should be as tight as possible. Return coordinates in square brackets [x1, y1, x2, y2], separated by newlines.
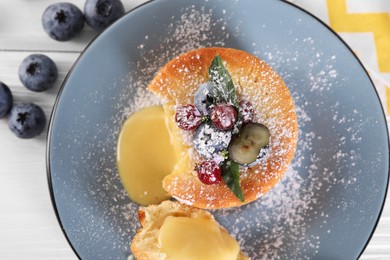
[113, 5, 361, 259]
[213, 103, 321, 259]
[193, 123, 232, 159]
[56, 2, 385, 259]
[135, 5, 230, 82]
[89, 4, 232, 253]
[208, 35, 375, 258]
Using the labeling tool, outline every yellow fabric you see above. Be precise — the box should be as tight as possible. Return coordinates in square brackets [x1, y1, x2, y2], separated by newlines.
[327, 0, 390, 73]
[325, 0, 390, 114]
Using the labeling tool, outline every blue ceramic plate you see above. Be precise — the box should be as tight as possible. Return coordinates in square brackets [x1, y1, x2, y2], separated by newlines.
[47, 0, 389, 259]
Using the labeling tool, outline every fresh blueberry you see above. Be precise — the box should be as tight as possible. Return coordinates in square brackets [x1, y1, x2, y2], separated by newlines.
[18, 54, 58, 92]
[42, 2, 84, 41]
[0, 82, 13, 118]
[193, 122, 232, 159]
[8, 103, 46, 139]
[84, 0, 125, 32]
[194, 81, 217, 115]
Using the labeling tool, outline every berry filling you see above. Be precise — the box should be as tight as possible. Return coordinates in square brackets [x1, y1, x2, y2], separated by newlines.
[175, 104, 202, 131]
[195, 160, 222, 185]
[210, 104, 237, 130]
[173, 55, 270, 201]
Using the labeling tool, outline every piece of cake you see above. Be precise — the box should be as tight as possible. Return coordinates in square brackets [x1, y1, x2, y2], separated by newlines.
[148, 47, 298, 209]
[130, 200, 249, 260]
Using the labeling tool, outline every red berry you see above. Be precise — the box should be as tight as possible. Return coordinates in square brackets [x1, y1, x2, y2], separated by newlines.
[239, 101, 255, 124]
[195, 160, 222, 185]
[210, 104, 237, 130]
[175, 104, 202, 131]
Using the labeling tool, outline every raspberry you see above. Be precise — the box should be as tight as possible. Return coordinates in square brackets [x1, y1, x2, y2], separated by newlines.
[195, 160, 222, 185]
[210, 104, 237, 130]
[175, 104, 202, 131]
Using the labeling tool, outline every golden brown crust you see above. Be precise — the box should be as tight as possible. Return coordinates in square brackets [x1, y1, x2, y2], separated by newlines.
[148, 47, 298, 209]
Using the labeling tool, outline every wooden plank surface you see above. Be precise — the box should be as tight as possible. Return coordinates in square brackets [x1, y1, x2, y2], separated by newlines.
[0, 0, 388, 259]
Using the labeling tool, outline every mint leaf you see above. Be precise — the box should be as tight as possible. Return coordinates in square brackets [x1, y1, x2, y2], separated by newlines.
[208, 55, 239, 108]
[208, 55, 244, 201]
[221, 160, 245, 202]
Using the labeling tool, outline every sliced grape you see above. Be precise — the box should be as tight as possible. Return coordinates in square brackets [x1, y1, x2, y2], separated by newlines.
[228, 123, 270, 165]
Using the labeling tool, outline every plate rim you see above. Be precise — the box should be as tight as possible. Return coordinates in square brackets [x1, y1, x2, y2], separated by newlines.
[45, 0, 390, 258]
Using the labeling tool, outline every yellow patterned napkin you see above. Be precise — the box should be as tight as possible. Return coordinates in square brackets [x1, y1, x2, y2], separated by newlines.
[289, 0, 390, 115]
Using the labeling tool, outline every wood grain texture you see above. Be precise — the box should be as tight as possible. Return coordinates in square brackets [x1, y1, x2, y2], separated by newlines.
[0, 1, 144, 259]
[0, 0, 388, 259]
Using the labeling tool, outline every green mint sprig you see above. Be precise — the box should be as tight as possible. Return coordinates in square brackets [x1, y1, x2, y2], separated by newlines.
[221, 160, 244, 202]
[208, 54, 244, 202]
[208, 55, 239, 109]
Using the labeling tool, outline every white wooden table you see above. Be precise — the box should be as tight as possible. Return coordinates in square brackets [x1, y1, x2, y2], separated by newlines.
[0, 0, 388, 259]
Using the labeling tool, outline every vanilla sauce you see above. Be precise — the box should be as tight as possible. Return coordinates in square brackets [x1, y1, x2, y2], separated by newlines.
[116, 106, 177, 206]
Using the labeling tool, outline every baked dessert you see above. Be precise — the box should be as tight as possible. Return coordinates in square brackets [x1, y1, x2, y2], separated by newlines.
[130, 200, 249, 260]
[148, 47, 298, 209]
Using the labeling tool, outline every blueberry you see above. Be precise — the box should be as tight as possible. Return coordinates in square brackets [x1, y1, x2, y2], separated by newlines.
[8, 103, 46, 139]
[42, 2, 84, 41]
[194, 81, 217, 115]
[84, 0, 125, 32]
[18, 54, 58, 92]
[193, 123, 232, 159]
[0, 82, 13, 118]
